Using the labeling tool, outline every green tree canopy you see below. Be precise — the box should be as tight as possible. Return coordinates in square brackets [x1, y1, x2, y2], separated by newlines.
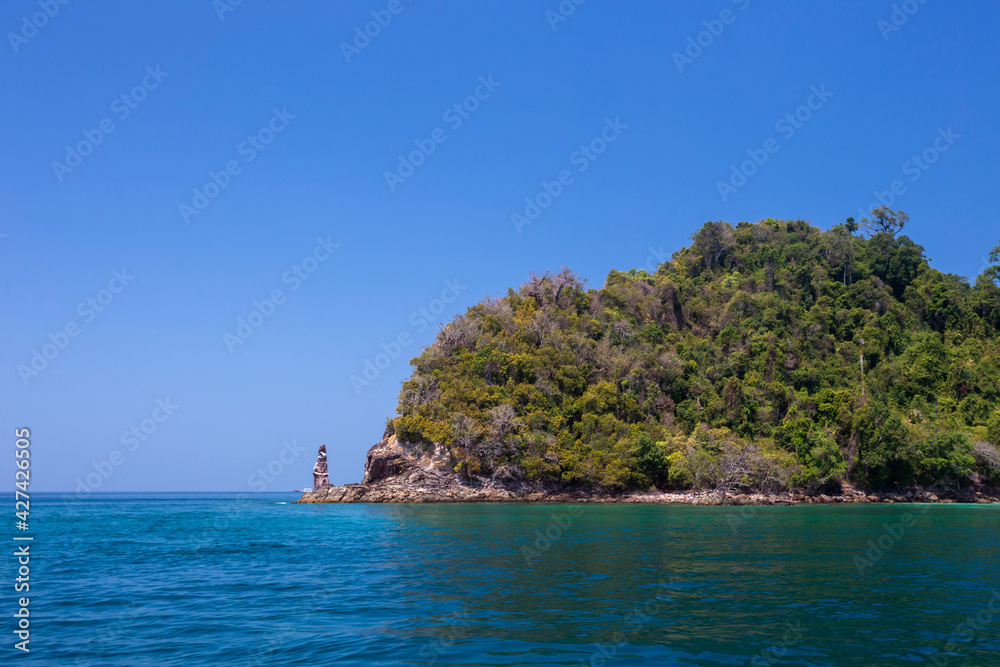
[389, 218, 1000, 492]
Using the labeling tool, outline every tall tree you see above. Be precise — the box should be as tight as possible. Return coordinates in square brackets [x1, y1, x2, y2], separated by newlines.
[861, 206, 908, 238]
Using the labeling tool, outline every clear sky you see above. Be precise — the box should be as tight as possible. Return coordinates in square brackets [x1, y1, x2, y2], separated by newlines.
[2, 0, 998, 492]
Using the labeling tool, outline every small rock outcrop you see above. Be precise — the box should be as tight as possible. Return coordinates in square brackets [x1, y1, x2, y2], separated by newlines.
[312, 445, 329, 490]
[298, 434, 524, 504]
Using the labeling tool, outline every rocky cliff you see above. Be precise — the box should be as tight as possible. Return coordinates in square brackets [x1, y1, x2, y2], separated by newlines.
[296, 435, 1000, 505]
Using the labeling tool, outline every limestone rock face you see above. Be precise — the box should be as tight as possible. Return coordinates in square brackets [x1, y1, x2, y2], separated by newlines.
[363, 436, 410, 483]
[312, 445, 329, 490]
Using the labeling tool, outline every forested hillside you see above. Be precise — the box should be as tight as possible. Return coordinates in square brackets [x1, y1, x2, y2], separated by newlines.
[389, 210, 1000, 492]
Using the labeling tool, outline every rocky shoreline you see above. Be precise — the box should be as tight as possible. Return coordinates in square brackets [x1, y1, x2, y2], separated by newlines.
[296, 436, 1000, 506]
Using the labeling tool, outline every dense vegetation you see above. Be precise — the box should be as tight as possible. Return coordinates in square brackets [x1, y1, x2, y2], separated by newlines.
[390, 210, 1000, 492]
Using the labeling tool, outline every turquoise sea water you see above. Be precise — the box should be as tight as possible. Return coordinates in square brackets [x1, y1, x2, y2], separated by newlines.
[6, 494, 1000, 665]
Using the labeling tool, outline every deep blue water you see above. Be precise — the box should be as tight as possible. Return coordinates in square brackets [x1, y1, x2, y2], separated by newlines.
[4, 494, 1000, 665]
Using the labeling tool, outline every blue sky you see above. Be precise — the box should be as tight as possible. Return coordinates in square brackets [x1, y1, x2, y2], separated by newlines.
[2, 0, 998, 492]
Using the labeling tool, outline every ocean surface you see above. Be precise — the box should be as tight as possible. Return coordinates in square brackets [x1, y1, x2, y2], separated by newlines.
[6, 494, 1000, 666]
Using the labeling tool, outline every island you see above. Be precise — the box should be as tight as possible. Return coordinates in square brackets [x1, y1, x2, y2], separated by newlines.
[300, 212, 1000, 505]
